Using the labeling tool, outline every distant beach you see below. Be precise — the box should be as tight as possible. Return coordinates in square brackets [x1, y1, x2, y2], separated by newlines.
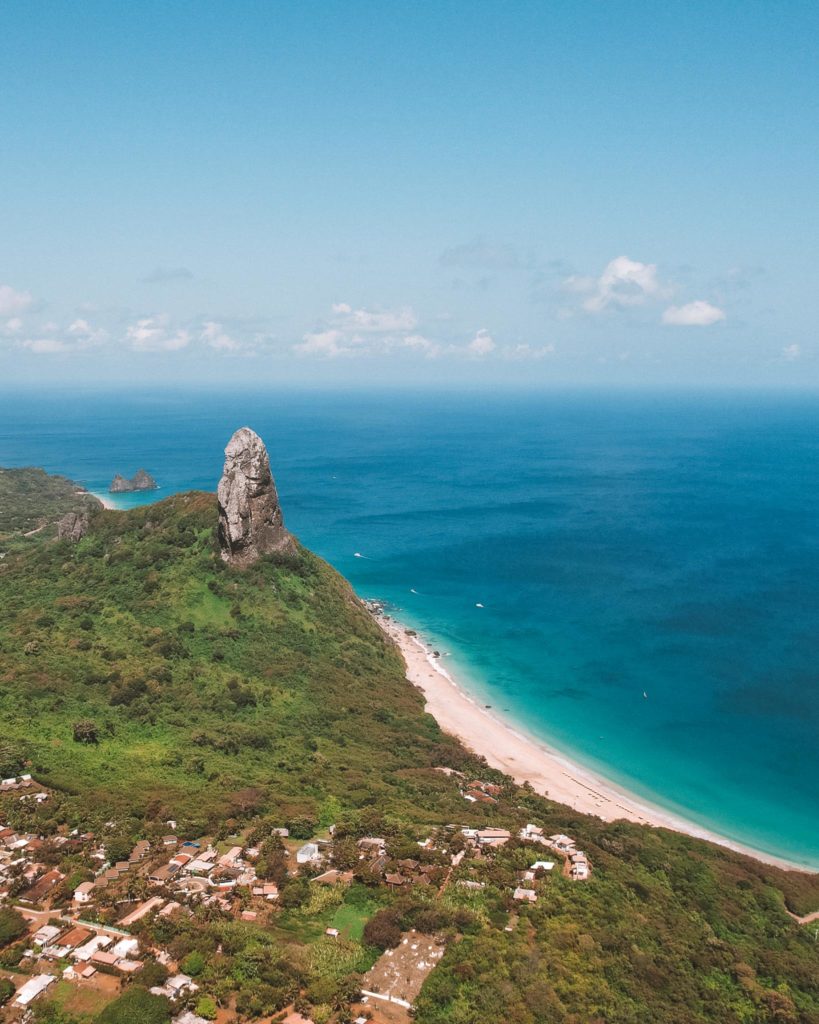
[88, 491, 120, 510]
[375, 611, 808, 873]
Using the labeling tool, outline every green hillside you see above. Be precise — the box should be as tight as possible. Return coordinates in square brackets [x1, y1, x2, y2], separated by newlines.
[1, 488, 819, 1023]
[0, 466, 100, 539]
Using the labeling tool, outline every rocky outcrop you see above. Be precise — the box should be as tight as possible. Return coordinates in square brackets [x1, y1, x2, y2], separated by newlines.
[109, 469, 157, 493]
[57, 511, 89, 542]
[217, 427, 296, 566]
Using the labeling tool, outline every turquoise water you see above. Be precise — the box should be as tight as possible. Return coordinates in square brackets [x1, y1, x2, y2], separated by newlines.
[1, 389, 818, 867]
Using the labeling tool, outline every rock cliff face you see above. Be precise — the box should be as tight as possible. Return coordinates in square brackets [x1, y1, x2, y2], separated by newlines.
[109, 469, 158, 493]
[57, 511, 89, 542]
[217, 427, 296, 566]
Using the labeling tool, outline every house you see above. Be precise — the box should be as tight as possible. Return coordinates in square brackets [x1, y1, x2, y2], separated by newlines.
[149, 863, 180, 884]
[513, 887, 537, 903]
[21, 868, 64, 903]
[91, 951, 119, 967]
[14, 974, 56, 1007]
[385, 873, 406, 888]
[456, 880, 485, 890]
[520, 823, 545, 842]
[218, 845, 243, 867]
[530, 860, 555, 873]
[72, 936, 113, 962]
[570, 852, 590, 880]
[475, 828, 511, 847]
[296, 842, 322, 865]
[311, 868, 354, 886]
[32, 925, 62, 947]
[174, 1013, 211, 1024]
[251, 883, 279, 901]
[118, 895, 165, 927]
[73, 880, 95, 903]
[357, 836, 385, 857]
[325, 927, 339, 938]
[162, 835, 179, 847]
[547, 834, 576, 853]
[151, 973, 198, 999]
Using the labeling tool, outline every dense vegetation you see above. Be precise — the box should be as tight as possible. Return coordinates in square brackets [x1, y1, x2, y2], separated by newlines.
[2, 483, 819, 1022]
[0, 466, 100, 538]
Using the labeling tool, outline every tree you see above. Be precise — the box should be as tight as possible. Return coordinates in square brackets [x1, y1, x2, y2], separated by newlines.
[195, 996, 218, 1020]
[95, 988, 171, 1024]
[0, 907, 27, 947]
[181, 949, 205, 977]
[0, 739, 27, 777]
[363, 909, 402, 950]
[72, 719, 98, 744]
[0, 977, 13, 1006]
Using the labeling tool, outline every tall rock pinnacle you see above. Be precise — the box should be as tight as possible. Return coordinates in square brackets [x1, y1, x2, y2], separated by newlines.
[217, 427, 296, 566]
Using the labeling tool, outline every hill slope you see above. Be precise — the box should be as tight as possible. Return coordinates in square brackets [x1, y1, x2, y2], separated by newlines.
[1, 489, 819, 1023]
[0, 466, 101, 539]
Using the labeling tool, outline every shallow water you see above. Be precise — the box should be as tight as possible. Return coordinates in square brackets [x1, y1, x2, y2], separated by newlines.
[2, 388, 818, 867]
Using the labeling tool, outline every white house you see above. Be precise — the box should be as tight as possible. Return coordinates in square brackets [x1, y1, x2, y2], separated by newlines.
[296, 842, 322, 865]
[73, 881, 95, 904]
[14, 974, 56, 1007]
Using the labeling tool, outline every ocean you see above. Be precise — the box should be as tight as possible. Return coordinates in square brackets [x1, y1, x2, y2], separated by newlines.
[1, 388, 818, 867]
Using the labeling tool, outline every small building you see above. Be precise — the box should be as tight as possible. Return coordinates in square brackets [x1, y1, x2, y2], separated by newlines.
[513, 887, 537, 903]
[73, 880, 95, 903]
[14, 974, 56, 1007]
[475, 828, 512, 847]
[296, 842, 322, 865]
[520, 823, 545, 842]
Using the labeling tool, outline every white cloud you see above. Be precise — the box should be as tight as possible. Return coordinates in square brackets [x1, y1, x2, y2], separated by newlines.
[565, 256, 662, 313]
[466, 329, 496, 357]
[0, 285, 33, 317]
[200, 320, 240, 351]
[126, 315, 190, 352]
[294, 328, 348, 358]
[662, 300, 726, 326]
[330, 302, 417, 333]
[22, 337, 68, 354]
[508, 343, 555, 360]
[295, 303, 421, 358]
[402, 334, 441, 358]
[67, 318, 108, 345]
[782, 343, 801, 362]
[2, 317, 23, 335]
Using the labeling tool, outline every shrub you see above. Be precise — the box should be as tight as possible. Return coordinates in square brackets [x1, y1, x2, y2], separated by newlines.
[0, 907, 27, 946]
[363, 909, 402, 950]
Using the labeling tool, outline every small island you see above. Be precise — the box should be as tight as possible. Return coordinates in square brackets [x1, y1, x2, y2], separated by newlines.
[109, 468, 158, 493]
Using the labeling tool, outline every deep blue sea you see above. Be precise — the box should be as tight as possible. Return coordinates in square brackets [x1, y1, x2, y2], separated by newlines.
[1, 389, 818, 867]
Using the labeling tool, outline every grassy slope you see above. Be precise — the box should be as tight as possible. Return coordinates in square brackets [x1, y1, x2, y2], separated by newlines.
[1, 488, 819, 1023]
[0, 492, 466, 832]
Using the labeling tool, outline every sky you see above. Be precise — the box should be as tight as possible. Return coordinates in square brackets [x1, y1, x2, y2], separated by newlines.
[1, 0, 817, 389]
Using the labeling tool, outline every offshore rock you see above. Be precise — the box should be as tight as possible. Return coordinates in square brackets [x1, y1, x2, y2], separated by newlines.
[109, 469, 158, 493]
[57, 511, 89, 542]
[217, 427, 296, 566]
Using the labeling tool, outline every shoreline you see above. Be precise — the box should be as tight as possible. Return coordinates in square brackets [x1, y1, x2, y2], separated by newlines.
[373, 609, 812, 874]
[87, 491, 120, 511]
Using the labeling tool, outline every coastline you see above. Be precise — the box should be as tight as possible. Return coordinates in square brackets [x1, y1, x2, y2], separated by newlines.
[88, 491, 120, 511]
[373, 609, 811, 873]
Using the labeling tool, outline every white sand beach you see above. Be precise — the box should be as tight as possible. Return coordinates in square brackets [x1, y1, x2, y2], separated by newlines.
[375, 611, 808, 873]
[88, 491, 119, 510]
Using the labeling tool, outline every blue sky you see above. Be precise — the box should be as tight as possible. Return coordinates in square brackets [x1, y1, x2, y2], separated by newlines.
[1, 1, 817, 387]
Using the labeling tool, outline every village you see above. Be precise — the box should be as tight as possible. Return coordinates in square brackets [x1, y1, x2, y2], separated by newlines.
[0, 773, 592, 1023]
